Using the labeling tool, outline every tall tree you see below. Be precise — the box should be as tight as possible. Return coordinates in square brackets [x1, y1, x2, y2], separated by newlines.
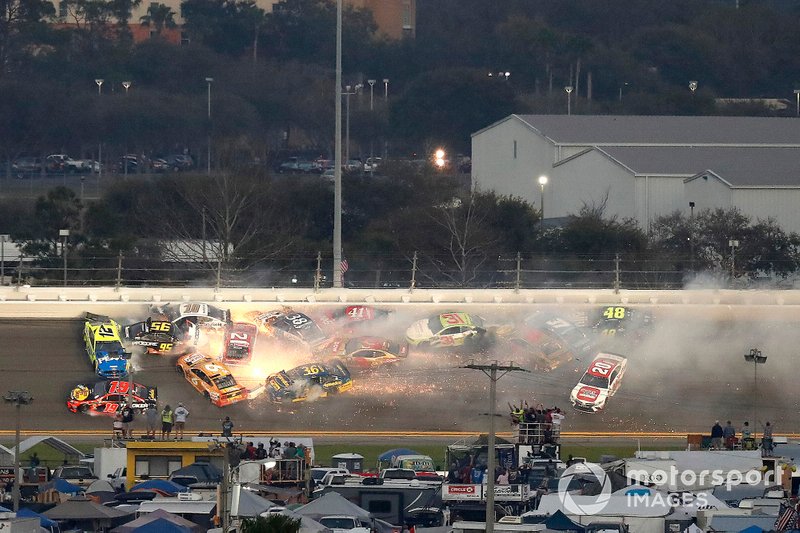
[139, 2, 176, 36]
[0, 0, 54, 76]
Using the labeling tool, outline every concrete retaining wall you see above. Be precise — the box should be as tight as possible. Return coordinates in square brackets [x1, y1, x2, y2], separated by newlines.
[0, 286, 797, 318]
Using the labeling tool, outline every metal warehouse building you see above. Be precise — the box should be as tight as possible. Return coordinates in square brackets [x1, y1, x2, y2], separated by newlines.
[471, 115, 800, 233]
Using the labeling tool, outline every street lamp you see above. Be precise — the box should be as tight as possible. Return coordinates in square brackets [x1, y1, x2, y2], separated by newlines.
[793, 89, 800, 117]
[334, 0, 343, 289]
[689, 80, 698, 94]
[122, 81, 131, 95]
[744, 348, 767, 431]
[0, 234, 9, 285]
[4, 391, 33, 512]
[95, 78, 104, 95]
[434, 148, 446, 170]
[564, 86, 573, 115]
[59, 229, 69, 286]
[538, 175, 548, 220]
[689, 202, 695, 271]
[205, 77, 214, 175]
[95, 79, 104, 181]
[618, 81, 629, 102]
[343, 84, 360, 163]
[729, 239, 739, 281]
[367, 79, 376, 111]
[383, 78, 389, 101]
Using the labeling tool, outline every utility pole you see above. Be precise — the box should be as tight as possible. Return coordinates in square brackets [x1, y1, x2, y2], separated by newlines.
[314, 251, 322, 293]
[515, 252, 521, 293]
[462, 362, 528, 533]
[410, 251, 418, 292]
[614, 253, 621, 293]
[4, 391, 33, 512]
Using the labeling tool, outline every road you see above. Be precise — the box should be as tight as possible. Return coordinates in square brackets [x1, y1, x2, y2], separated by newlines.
[0, 304, 798, 437]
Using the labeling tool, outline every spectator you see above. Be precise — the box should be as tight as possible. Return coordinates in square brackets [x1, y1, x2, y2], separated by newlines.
[113, 412, 124, 439]
[710, 420, 724, 450]
[742, 421, 755, 450]
[120, 404, 134, 439]
[256, 443, 267, 459]
[174, 403, 189, 440]
[161, 404, 174, 440]
[145, 403, 158, 439]
[762, 422, 774, 456]
[496, 469, 509, 485]
[723, 421, 736, 450]
[28, 453, 40, 483]
[222, 416, 234, 437]
[284, 442, 297, 459]
[447, 463, 459, 483]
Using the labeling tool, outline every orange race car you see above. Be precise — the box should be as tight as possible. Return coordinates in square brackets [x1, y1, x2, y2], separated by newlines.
[175, 353, 248, 407]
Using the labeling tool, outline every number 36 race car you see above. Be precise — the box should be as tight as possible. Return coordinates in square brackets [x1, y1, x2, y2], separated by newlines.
[67, 380, 157, 415]
[266, 360, 353, 403]
[569, 352, 627, 413]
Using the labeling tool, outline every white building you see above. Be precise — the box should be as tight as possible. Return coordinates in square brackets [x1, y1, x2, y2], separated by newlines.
[471, 115, 800, 233]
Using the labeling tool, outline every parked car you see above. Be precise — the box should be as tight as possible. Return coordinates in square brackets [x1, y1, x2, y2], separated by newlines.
[52, 465, 98, 488]
[46, 154, 89, 173]
[11, 157, 43, 175]
[118, 155, 139, 173]
[164, 154, 194, 171]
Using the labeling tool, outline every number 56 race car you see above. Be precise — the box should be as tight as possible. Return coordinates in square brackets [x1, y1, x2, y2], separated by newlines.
[67, 380, 157, 415]
[124, 317, 182, 355]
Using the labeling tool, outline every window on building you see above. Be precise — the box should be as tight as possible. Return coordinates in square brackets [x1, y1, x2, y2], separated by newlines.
[513, 140, 517, 159]
[134, 456, 182, 478]
[402, 5, 411, 29]
[58, 0, 67, 18]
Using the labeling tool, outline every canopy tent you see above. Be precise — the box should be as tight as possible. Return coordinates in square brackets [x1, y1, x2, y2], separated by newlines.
[131, 479, 189, 495]
[43, 496, 133, 521]
[275, 509, 332, 533]
[87, 479, 115, 494]
[295, 492, 371, 521]
[40, 478, 84, 494]
[111, 508, 202, 533]
[16, 508, 59, 530]
[128, 517, 192, 533]
[11, 436, 86, 459]
[544, 510, 585, 532]
[377, 448, 421, 462]
[232, 487, 279, 517]
[169, 462, 223, 485]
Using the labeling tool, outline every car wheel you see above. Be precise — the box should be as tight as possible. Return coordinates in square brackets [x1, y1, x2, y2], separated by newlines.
[203, 392, 210, 401]
[78, 404, 89, 413]
[175, 364, 183, 373]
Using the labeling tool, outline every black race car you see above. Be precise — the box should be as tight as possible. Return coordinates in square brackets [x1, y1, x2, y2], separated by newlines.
[247, 309, 331, 351]
[591, 305, 653, 340]
[124, 317, 183, 355]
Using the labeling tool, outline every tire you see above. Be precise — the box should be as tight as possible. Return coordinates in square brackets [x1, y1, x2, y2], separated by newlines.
[175, 364, 183, 373]
[78, 404, 89, 413]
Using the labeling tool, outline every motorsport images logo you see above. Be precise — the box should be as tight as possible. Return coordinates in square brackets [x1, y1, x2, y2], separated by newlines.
[557, 462, 612, 515]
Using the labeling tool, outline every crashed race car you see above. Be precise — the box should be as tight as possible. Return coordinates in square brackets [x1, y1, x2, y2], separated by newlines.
[221, 322, 258, 365]
[124, 317, 182, 355]
[266, 359, 352, 403]
[327, 336, 408, 370]
[405, 312, 487, 350]
[569, 352, 628, 413]
[319, 305, 391, 334]
[591, 305, 653, 340]
[153, 302, 231, 343]
[246, 309, 330, 351]
[176, 353, 248, 407]
[67, 380, 157, 415]
[520, 312, 594, 359]
[83, 312, 130, 379]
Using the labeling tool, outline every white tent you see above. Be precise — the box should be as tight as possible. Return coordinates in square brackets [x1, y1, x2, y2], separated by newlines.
[295, 492, 371, 521]
[231, 487, 279, 517]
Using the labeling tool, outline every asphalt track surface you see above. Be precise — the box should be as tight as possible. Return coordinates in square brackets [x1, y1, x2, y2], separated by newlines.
[1, 305, 799, 437]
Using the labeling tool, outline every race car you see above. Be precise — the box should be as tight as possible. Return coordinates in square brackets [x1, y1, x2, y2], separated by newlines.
[176, 353, 248, 407]
[266, 359, 353, 403]
[327, 336, 408, 370]
[124, 317, 182, 355]
[506, 335, 574, 372]
[319, 305, 391, 334]
[221, 322, 258, 365]
[405, 312, 486, 349]
[520, 313, 594, 358]
[591, 306, 653, 339]
[67, 380, 157, 415]
[246, 309, 331, 351]
[83, 313, 130, 379]
[153, 302, 231, 342]
[569, 352, 627, 413]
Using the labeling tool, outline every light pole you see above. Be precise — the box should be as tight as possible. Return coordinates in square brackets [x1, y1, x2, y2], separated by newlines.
[618, 81, 628, 102]
[122, 81, 131, 95]
[538, 175, 548, 220]
[729, 239, 739, 281]
[383, 78, 389, 101]
[95, 78, 104, 95]
[794, 89, 800, 117]
[0, 234, 9, 285]
[333, 0, 343, 288]
[343, 85, 360, 164]
[205, 77, 214, 175]
[689, 202, 695, 272]
[4, 391, 33, 512]
[689, 80, 698, 95]
[368, 79, 376, 111]
[60, 229, 69, 286]
[95, 79, 104, 183]
[744, 348, 767, 430]
[565, 86, 573, 115]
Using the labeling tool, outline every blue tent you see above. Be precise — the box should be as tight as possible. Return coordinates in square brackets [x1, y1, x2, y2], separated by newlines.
[377, 448, 421, 462]
[0, 505, 10, 512]
[130, 480, 188, 494]
[738, 527, 764, 533]
[46, 478, 83, 494]
[16, 508, 59, 530]
[129, 517, 192, 533]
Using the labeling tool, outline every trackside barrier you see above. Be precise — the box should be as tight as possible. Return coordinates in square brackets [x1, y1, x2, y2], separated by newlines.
[0, 287, 797, 318]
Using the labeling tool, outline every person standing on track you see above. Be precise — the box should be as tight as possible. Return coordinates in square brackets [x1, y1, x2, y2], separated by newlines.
[711, 420, 724, 450]
[222, 416, 234, 438]
[161, 404, 174, 440]
[174, 403, 189, 440]
[145, 403, 158, 439]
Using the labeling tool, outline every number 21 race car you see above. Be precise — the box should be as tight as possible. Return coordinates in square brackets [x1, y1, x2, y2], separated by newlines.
[67, 380, 157, 415]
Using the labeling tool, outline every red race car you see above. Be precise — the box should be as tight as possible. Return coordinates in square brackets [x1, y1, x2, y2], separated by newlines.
[67, 380, 157, 416]
[222, 322, 258, 365]
[327, 336, 408, 370]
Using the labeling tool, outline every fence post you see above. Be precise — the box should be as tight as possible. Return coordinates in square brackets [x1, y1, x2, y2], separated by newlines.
[115, 252, 122, 291]
[410, 250, 418, 293]
[314, 251, 321, 293]
[614, 253, 621, 293]
[216, 260, 222, 292]
[15, 254, 23, 290]
[515, 252, 522, 293]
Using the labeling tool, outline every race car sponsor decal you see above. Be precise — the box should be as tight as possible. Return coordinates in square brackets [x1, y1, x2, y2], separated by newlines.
[587, 359, 616, 377]
[576, 386, 601, 402]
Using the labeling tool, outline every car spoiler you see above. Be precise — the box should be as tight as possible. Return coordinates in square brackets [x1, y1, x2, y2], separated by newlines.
[85, 311, 111, 323]
[123, 322, 145, 340]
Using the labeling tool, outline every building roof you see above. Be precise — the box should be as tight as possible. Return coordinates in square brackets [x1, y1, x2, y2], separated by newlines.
[514, 115, 800, 146]
[588, 146, 800, 186]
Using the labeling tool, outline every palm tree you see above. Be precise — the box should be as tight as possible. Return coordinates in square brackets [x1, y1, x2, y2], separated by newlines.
[139, 3, 176, 36]
[240, 514, 302, 533]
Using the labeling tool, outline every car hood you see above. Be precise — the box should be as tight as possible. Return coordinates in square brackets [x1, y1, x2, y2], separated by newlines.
[406, 319, 433, 341]
[570, 384, 608, 405]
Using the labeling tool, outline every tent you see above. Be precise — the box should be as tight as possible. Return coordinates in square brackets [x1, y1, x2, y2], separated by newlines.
[296, 492, 371, 521]
[111, 508, 202, 533]
[232, 487, 279, 517]
[87, 479, 118, 504]
[43, 495, 133, 531]
[131, 479, 189, 495]
[274, 509, 332, 533]
[169, 462, 223, 485]
[544, 510, 585, 532]
[41, 478, 84, 494]
[16, 508, 59, 531]
[127, 517, 192, 533]
[738, 526, 765, 533]
[377, 448, 420, 462]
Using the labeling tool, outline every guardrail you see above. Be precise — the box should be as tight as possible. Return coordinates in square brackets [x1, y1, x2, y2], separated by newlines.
[0, 287, 798, 318]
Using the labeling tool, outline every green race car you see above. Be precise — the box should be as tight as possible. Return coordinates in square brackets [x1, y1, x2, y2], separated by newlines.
[83, 312, 130, 379]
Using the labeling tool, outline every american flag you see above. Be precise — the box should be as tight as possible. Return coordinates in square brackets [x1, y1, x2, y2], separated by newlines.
[340, 258, 349, 274]
[775, 502, 798, 531]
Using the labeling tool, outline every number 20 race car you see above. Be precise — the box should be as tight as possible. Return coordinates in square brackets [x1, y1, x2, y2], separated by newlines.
[569, 352, 627, 413]
[67, 380, 157, 415]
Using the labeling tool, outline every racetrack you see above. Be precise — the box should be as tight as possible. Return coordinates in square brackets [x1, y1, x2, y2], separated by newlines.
[1, 304, 799, 437]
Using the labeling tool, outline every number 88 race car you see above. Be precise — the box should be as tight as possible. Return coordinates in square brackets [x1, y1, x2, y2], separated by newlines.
[569, 352, 627, 413]
[67, 380, 157, 415]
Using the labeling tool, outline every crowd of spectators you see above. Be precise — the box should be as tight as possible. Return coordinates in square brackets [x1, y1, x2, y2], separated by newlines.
[508, 402, 565, 444]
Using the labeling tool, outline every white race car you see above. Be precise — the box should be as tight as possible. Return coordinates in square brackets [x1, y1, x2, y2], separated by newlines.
[569, 353, 627, 413]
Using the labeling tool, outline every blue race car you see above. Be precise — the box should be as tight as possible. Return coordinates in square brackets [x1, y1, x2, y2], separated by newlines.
[83, 312, 130, 379]
[266, 359, 353, 403]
